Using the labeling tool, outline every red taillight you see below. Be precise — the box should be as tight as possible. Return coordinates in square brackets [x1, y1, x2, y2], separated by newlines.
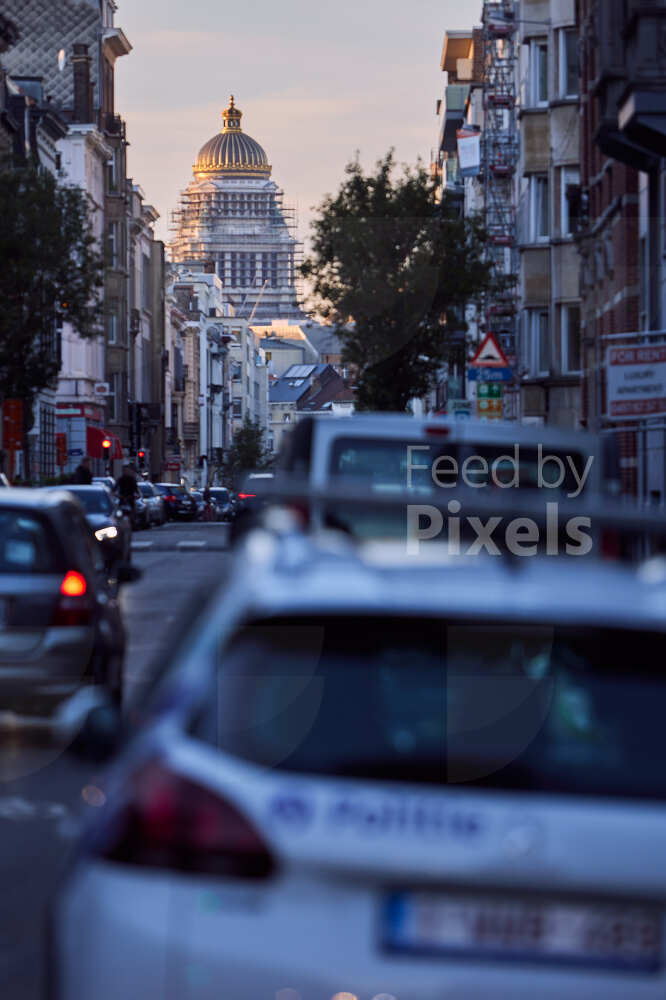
[61, 571, 87, 597]
[101, 762, 275, 879]
[53, 571, 92, 626]
[166, 494, 176, 502]
[237, 493, 256, 501]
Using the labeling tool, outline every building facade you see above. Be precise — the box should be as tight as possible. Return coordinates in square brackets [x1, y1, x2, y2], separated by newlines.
[170, 97, 304, 322]
[517, 0, 582, 428]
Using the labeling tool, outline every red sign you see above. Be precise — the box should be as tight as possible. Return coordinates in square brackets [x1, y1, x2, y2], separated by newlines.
[165, 461, 181, 472]
[2, 400, 23, 450]
[470, 333, 510, 368]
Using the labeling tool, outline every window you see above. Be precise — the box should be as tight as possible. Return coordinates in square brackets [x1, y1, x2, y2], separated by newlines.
[107, 222, 119, 269]
[529, 38, 549, 105]
[561, 305, 582, 374]
[106, 307, 118, 345]
[196, 616, 666, 802]
[524, 309, 550, 376]
[106, 150, 118, 192]
[142, 254, 152, 311]
[108, 372, 120, 422]
[558, 28, 578, 98]
[530, 174, 550, 241]
[232, 399, 242, 418]
[560, 167, 580, 237]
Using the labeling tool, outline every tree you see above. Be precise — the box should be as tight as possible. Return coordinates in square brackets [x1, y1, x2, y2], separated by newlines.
[301, 151, 499, 412]
[0, 165, 104, 475]
[221, 416, 272, 485]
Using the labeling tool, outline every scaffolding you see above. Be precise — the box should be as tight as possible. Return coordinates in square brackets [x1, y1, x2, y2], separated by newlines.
[168, 184, 305, 319]
[481, 1, 519, 365]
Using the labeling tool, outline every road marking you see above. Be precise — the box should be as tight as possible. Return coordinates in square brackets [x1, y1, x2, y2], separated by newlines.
[132, 541, 154, 550]
[177, 540, 207, 550]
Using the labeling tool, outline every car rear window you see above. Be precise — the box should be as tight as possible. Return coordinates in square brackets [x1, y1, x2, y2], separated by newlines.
[328, 437, 589, 494]
[0, 510, 61, 574]
[66, 488, 113, 515]
[197, 616, 666, 801]
[211, 489, 229, 501]
[138, 484, 152, 497]
[156, 485, 185, 496]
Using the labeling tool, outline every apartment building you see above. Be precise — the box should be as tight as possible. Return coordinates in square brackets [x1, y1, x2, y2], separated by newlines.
[516, 0, 582, 428]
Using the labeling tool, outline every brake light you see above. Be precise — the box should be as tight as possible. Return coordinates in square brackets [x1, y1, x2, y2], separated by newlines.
[237, 493, 256, 501]
[53, 572, 92, 627]
[101, 761, 275, 879]
[166, 494, 176, 502]
[60, 571, 87, 597]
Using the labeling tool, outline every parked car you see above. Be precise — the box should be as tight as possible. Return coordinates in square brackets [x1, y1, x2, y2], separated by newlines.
[209, 486, 233, 521]
[137, 482, 165, 527]
[153, 483, 197, 521]
[93, 476, 116, 492]
[0, 489, 140, 712]
[46, 485, 131, 569]
[51, 515, 666, 998]
[229, 472, 274, 541]
[190, 489, 205, 520]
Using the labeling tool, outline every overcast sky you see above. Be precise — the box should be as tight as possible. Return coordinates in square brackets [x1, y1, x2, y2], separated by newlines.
[115, 0, 476, 246]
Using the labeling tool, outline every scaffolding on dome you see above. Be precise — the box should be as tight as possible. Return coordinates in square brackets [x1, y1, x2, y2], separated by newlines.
[481, 0, 519, 369]
[168, 184, 305, 320]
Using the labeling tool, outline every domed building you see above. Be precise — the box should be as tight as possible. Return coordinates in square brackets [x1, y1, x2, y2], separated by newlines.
[170, 97, 304, 321]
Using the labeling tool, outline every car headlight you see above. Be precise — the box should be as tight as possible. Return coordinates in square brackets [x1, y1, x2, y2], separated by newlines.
[95, 525, 118, 542]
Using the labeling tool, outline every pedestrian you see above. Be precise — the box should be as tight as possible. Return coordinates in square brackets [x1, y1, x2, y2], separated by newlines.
[73, 456, 93, 485]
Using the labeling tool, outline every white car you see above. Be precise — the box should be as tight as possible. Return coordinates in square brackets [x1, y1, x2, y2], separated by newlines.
[51, 525, 666, 999]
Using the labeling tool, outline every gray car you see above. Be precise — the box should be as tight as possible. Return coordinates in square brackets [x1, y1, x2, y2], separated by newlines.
[0, 489, 139, 711]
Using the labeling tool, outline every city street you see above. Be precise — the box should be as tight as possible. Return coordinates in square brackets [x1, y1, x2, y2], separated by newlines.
[0, 523, 232, 1000]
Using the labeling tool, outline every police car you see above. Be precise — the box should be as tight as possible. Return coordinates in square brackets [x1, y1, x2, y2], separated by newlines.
[51, 518, 666, 999]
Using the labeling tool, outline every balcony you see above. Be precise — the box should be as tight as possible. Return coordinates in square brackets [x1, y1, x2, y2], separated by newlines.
[438, 85, 470, 154]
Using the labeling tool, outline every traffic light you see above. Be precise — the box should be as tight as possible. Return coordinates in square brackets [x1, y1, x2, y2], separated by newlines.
[102, 438, 112, 453]
[138, 449, 146, 470]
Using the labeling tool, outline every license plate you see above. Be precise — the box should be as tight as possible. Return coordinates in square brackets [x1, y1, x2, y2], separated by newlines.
[383, 891, 662, 972]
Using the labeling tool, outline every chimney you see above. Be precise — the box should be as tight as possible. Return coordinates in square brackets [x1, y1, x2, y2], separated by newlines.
[71, 43, 93, 123]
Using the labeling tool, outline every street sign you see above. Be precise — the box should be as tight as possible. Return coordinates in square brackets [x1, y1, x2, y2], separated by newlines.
[477, 381, 503, 421]
[93, 382, 110, 397]
[450, 400, 472, 420]
[68, 448, 83, 458]
[470, 333, 510, 369]
[467, 367, 513, 382]
[606, 346, 666, 420]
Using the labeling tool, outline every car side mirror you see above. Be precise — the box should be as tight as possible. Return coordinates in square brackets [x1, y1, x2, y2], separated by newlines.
[117, 564, 142, 585]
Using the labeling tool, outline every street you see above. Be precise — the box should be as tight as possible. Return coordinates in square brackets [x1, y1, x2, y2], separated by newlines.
[0, 523, 232, 1000]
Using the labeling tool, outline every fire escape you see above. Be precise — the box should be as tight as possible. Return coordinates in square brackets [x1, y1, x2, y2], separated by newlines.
[482, 1, 519, 365]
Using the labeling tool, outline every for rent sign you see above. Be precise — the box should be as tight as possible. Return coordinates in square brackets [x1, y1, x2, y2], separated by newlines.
[606, 346, 666, 419]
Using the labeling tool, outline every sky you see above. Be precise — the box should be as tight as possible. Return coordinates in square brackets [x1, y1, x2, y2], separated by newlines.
[115, 0, 477, 247]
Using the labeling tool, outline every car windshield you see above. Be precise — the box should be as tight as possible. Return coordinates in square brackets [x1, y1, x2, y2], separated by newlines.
[138, 484, 153, 497]
[210, 489, 229, 501]
[0, 510, 60, 574]
[66, 488, 113, 515]
[196, 615, 666, 801]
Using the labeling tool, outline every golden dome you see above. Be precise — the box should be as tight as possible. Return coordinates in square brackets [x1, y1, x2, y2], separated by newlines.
[194, 96, 271, 177]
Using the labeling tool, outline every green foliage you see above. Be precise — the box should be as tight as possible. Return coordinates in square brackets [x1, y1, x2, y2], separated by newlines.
[0, 165, 104, 402]
[221, 416, 272, 485]
[301, 151, 497, 412]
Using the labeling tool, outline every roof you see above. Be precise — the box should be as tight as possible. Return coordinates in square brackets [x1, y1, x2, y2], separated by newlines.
[194, 96, 271, 178]
[236, 531, 666, 634]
